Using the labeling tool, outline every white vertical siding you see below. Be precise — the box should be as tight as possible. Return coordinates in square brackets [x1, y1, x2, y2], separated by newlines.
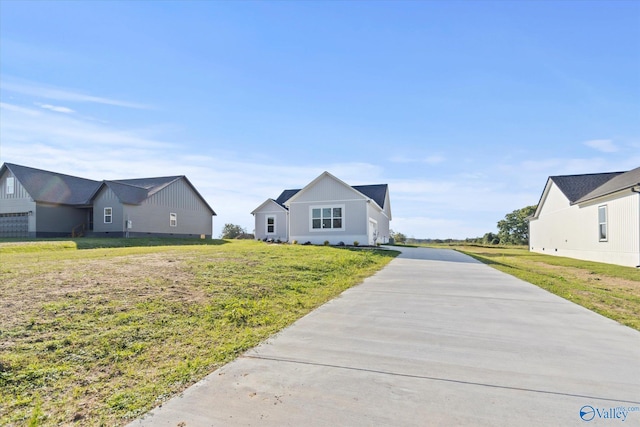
[530, 184, 640, 267]
[287, 176, 366, 244]
[0, 169, 31, 201]
[292, 174, 362, 203]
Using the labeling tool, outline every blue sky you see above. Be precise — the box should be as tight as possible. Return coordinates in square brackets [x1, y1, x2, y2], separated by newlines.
[1, 1, 639, 239]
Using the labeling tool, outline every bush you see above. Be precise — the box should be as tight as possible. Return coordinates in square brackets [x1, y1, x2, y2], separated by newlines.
[323, 240, 330, 246]
[353, 241, 359, 247]
[291, 240, 298, 245]
[337, 241, 345, 247]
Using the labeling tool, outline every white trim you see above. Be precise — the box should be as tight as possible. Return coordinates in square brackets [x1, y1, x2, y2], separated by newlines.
[6, 177, 15, 195]
[598, 205, 607, 242]
[285, 171, 370, 206]
[290, 198, 366, 205]
[104, 207, 113, 224]
[251, 198, 287, 215]
[266, 215, 276, 234]
[309, 204, 345, 232]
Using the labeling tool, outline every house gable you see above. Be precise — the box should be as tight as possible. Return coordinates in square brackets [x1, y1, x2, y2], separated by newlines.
[286, 172, 369, 206]
[251, 199, 287, 215]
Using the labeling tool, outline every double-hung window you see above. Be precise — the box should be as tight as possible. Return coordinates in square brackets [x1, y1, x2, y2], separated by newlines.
[170, 213, 177, 227]
[104, 207, 113, 224]
[266, 216, 276, 234]
[6, 177, 15, 195]
[311, 206, 343, 230]
[598, 205, 607, 241]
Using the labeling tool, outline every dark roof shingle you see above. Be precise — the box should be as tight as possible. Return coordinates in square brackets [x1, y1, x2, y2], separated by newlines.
[353, 184, 388, 209]
[105, 176, 182, 205]
[550, 172, 623, 203]
[272, 183, 389, 210]
[574, 166, 640, 203]
[274, 189, 300, 208]
[3, 163, 101, 205]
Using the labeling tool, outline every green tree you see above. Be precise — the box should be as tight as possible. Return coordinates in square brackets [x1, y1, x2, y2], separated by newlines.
[482, 232, 499, 245]
[220, 223, 245, 239]
[390, 230, 407, 244]
[497, 205, 537, 245]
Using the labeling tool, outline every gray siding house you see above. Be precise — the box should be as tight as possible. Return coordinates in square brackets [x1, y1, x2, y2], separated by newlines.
[0, 163, 216, 238]
[252, 172, 391, 245]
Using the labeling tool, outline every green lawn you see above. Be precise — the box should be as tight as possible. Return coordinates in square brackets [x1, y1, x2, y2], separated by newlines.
[0, 239, 398, 426]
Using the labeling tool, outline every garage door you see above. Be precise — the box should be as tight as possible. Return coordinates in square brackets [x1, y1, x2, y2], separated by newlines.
[0, 212, 29, 238]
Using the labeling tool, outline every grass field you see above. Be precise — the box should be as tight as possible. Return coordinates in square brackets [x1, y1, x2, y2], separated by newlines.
[0, 239, 399, 426]
[441, 245, 640, 331]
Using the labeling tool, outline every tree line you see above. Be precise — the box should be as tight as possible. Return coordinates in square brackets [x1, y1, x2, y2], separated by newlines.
[392, 204, 537, 246]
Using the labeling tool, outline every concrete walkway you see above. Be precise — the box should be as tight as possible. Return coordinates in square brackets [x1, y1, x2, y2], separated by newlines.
[128, 247, 640, 426]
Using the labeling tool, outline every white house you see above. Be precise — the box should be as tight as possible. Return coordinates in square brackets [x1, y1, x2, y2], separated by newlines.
[529, 167, 640, 267]
[252, 172, 391, 245]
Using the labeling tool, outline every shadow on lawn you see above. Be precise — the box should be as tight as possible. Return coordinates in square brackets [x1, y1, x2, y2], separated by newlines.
[73, 237, 229, 250]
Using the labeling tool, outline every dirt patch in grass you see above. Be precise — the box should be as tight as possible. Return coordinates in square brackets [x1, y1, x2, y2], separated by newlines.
[0, 240, 398, 426]
[1, 252, 206, 331]
[528, 261, 640, 292]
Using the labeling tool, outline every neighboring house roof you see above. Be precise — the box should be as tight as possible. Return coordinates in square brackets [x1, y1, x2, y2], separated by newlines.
[1, 162, 101, 205]
[1, 163, 216, 215]
[101, 176, 182, 205]
[550, 172, 624, 203]
[574, 166, 640, 204]
[101, 176, 216, 214]
[533, 167, 639, 219]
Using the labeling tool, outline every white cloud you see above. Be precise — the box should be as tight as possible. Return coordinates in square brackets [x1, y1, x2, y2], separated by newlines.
[583, 139, 618, 153]
[35, 103, 75, 114]
[1, 102, 172, 150]
[390, 154, 446, 164]
[1, 77, 151, 109]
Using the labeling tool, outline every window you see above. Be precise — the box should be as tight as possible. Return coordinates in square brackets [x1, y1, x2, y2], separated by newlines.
[266, 216, 276, 234]
[311, 206, 343, 230]
[104, 207, 112, 224]
[170, 213, 177, 227]
[6, 177, 14, 195]
[598, 205, 607, 241]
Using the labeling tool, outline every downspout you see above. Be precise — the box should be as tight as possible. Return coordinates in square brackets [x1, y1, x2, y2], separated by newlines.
[633, 185, 640, 268]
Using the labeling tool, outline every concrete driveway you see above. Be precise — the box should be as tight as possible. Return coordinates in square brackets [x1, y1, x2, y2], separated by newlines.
[128, 247, 640, 426]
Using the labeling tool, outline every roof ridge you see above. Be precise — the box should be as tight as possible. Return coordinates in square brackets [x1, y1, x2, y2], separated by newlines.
[105, 179, 148, 190]
[5, 162, 101, 183]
